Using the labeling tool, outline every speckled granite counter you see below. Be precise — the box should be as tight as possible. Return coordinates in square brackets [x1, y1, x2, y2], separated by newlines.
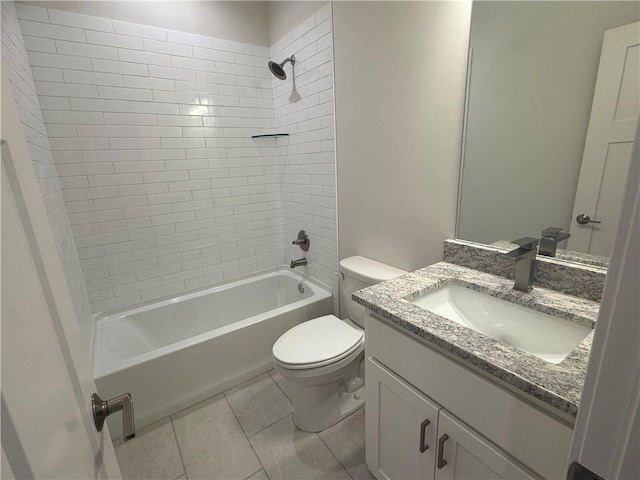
[353, 262, 600, 419]
[444, 239, 607, 302]
[490, 240, 609, 269]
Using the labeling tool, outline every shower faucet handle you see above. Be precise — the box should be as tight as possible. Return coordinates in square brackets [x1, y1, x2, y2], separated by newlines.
[292, 230, 310, 251]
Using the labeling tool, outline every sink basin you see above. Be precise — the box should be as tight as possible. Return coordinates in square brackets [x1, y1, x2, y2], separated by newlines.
[411, 284, 592, 364]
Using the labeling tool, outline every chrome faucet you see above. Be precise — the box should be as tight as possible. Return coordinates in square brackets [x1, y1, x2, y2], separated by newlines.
[503, 237, 539, 292]
[290, 257, 307, 268]
[292, 230, 310, 251]
[539, 227, 570, 257]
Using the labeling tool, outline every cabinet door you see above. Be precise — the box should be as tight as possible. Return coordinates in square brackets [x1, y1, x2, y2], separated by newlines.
[434, 411, 538, 480]
[366, 357, 441, 480]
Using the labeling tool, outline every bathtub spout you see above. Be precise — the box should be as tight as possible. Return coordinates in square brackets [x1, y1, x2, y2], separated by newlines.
[290, 258, 307, 268]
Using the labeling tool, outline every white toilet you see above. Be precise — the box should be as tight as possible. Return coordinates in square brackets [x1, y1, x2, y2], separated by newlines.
[272, 255, 406, 432]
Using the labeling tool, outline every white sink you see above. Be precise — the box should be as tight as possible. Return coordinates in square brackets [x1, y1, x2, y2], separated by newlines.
[411, 284, 592, 364]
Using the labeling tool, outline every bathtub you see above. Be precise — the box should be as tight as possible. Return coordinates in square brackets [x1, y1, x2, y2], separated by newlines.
[91, 268, 332, 439]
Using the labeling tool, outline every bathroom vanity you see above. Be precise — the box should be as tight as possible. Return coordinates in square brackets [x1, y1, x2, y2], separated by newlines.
[353, 245, 602, 479]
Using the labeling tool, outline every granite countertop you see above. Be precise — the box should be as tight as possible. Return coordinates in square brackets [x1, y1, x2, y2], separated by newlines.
[353, 261, 600, 419]
[490, 240, 609, 269]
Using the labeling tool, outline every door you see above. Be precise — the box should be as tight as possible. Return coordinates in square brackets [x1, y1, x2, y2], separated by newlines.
[366, 358, 440, 480]
[567, 117, 640, 477]
[434, 411, 537, 480]
[569, 21, 639, 256]
[1, 62, 121, 479]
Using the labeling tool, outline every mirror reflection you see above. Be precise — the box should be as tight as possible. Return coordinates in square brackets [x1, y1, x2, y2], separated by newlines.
[457, 1, 639, 265]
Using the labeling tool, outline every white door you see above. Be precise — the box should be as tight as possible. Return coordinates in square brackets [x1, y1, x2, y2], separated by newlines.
[434, 411, 537, 480]
[569, 21, 639, 256]
[365, 358, 440, 480]
[1, 62, 121, 479]
[567, 122, 639, 477]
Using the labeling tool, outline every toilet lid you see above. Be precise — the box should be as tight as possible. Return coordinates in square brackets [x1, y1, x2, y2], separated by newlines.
[273, 315, 364, 367]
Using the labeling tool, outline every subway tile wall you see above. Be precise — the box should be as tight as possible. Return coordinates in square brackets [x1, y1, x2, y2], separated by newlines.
[15, 3, 337, 313]
[2, 1, 94, 344]
[271, 4, 337, 292]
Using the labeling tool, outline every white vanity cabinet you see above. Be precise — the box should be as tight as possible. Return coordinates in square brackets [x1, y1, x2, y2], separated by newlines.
[366, 358, 440, 479]
[435, 410, 536, 479]
[366, 358, 537, 480]
[365, 313, 574, 480]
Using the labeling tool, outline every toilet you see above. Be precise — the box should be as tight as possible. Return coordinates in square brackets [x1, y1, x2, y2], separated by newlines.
[272, 255, 406, 432]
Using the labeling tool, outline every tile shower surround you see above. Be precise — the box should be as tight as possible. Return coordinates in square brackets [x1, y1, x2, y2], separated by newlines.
[271, 10, 337, 293]
[1, 2, 94, 343]
[15, 3, 337, 313]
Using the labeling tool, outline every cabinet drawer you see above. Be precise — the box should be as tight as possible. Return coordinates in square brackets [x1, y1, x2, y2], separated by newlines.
[366, 313, 573, 479]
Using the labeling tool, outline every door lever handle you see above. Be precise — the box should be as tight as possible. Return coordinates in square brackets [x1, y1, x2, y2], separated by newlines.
[92, 393, 135, 441]
[576, 214, 602, 225]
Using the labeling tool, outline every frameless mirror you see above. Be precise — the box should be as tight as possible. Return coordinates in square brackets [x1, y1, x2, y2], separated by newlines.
[456, 1, 639, 268]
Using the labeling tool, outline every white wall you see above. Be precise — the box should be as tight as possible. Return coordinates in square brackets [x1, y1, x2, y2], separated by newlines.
[266, 1, 327, 47]
[22, 1, 270, 46]
[458, 1, 639, 246]
[2, 1, 94, 343]
[333, 1, 471, 272]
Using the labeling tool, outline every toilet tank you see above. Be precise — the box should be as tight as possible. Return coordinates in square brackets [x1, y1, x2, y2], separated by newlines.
[339, 256, 406, 327]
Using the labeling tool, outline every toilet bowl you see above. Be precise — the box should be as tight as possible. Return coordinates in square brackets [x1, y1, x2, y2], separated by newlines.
[272, 256, 406, 432]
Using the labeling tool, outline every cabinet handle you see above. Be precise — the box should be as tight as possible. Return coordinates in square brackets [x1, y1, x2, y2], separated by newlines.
[419, 418, 430, 453]
[437, 433, 449, 469]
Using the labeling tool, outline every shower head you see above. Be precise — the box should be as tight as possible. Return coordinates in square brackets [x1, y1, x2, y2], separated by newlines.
[268, 55, 295, 80]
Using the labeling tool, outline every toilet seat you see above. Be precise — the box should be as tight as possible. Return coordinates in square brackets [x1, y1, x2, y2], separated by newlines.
[273, 315, 364, 370]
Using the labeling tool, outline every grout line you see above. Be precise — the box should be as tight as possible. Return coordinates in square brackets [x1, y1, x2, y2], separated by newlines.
[223, 389, 251, 438]
[246, 410, 292, 440]
[169, 416, 189, 480]
[224, 370, 293, 437]
[317, 408, 367, 480]
[238, 373, 293, 439]
[222, 392, 271, 480]
[268, 370, 292, 403]
[242, 468, 263, 480]
[317, 432, 355, 480]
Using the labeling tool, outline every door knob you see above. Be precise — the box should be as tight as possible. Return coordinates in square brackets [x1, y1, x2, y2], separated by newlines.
[576, 214, 602, 225]
[92, 393, 135, 441]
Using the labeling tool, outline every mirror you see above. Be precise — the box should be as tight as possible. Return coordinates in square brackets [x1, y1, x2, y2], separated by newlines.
[457, 1, 639, 268]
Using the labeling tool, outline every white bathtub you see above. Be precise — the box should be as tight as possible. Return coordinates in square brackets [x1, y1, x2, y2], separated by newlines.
[92, 268, 332, 439]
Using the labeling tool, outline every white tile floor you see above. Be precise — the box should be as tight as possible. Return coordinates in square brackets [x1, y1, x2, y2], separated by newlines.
[114, 370, 374, 480]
